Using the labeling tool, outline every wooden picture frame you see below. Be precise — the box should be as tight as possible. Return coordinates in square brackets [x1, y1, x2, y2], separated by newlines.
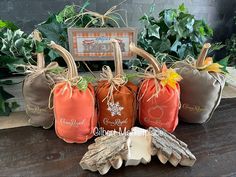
[68, 27, 137, 61]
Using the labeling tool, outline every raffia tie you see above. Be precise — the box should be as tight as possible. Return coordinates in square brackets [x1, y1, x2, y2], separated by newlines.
[48, 75, 88, 109]
[172, 55, 212, 70]
[139, 65, 166, 102]
[17, 62, 61, 86]
[100, 65, 127, 103]
[17, 62, 59, 75]
[65, 3, 128, 28]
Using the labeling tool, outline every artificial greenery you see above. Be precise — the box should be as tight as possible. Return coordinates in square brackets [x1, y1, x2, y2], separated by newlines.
[134, 3, 219, 68]
[1, 29, 34, 68]
[0, 20, 34, 115]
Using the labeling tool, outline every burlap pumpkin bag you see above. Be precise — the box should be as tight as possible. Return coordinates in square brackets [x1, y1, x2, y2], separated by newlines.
[97, 39, 137, 131]
[50, 43, 97, 143]
[174, 43, 226, 123]
[23, 30, 61, 129]
[130, 43, 182, 133]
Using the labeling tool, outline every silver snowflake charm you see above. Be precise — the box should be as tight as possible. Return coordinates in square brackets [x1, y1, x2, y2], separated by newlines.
[107, 101, 124, 116]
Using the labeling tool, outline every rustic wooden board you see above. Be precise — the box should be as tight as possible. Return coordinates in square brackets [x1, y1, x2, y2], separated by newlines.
[0, 98, 236, 177]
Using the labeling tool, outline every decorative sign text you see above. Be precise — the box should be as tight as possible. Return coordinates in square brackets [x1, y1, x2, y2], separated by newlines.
[68, 28, 137, 61]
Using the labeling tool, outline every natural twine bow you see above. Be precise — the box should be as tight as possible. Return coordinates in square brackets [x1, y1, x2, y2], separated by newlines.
[139, 65, 182, 102]
[139, 65, 165, 102]
[17, 62, 61, 84]
[100, 65, 128, 103]
[48, 75, 88, 109]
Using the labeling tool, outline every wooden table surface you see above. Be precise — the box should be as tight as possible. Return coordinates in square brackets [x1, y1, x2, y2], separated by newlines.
[0, 98, 236, 177]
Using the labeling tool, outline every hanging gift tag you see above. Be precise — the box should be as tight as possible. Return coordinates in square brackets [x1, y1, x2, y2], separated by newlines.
[130, 43, 182, 133]
[96, 39, 137, 131]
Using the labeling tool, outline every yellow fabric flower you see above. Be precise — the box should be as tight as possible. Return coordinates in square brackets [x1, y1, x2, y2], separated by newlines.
[201, 57, 225, 73]
[160, 66, 182, 89]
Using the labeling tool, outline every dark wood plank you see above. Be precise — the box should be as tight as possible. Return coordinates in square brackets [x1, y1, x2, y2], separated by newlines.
[0, 98, 236, 177]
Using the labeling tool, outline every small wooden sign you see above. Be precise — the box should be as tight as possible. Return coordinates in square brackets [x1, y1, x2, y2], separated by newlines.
[68, 28, 137, 61]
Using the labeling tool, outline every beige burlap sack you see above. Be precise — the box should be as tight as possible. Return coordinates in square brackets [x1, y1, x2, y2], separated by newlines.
[174, 43, 226, 123]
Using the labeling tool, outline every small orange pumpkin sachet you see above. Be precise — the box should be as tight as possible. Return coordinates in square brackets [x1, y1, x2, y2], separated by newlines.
[96, 39, 137, 131]
[130, 43, 182, 133]
[50, 43, 97, 143]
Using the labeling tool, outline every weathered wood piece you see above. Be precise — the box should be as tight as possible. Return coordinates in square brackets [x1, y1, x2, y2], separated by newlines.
[125, 127, 152, 166]
[79, 133, 129, 175]
[80, 127, 196, 175]
[148, 127, 196, 167]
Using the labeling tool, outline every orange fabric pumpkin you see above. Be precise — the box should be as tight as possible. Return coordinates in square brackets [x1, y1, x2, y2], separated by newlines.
[130, 43, 181, 133]
[97, 40, 137, 131]
[50, 44, 97, 143]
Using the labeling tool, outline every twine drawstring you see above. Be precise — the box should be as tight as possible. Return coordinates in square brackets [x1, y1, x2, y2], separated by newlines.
[98, 39, 129, 103]
[100, 65, 128, 103]
[17, 62, 60, 82]
[129, 43, 181, 102]
[48, 75, 85, 109]
[138, 66, 166, 102]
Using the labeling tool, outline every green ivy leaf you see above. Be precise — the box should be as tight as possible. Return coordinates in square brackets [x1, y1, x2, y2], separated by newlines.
[148, 24, 160, 39]
[173, 21, 184, 38]
[208, 42, 225, 54]
[0, 55, 18, 66]
[48, 66, 65, 74]
[77, 78, 88, 91]
[170, 40, 182, 53]
[14, 38, 25, 48]
[35, 41, 47, 53]
[48, 49, 60, 60]
[79, 0, 90, 13]
[178, 3, 187, 12]
[37, 15, 68, 49]
[0, 86, 14, 100]
[56, 5, 77, 23]
[10, 101, 20, 111]
[0, 20, 18, 31]
[218, 56, 230, 73]
[177, 44, 194, 58]
[139, 14, 147, 21]
[83, 76, 96, 84]
[186, 18, 195, 33]
[0, 86, 14, 115]
[163, 9, 177, 27]
[129, 58, 143, 68]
